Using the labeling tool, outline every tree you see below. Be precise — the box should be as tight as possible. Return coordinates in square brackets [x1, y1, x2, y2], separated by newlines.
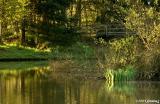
[27, 0, 74, 45]
[0, 0, 5, 43]
[125, 1, 160, 50]
[0, 0, 28, 44]
[91, 0, 130, 24]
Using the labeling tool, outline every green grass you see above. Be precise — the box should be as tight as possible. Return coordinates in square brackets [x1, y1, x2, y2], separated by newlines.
[51, 42, 95, 60]
[104, 66, 136, 81]
[0, 42, 95, 60]
[0, 44, 53, 59]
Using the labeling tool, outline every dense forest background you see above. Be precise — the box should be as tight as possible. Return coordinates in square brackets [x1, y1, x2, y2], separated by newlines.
[0, 0, 159, 47]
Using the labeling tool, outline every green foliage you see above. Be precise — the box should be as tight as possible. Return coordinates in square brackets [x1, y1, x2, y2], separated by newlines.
[27, 0, 75, 46]
[137, 48, 160, 80]
[94, 38, 107, 46]
[125, 7, 160, 50]
[0, 0, 28, 35]
[94, 0, 129, 24]
[124, 4, 160, 80]
[95, 4, 160, 80]
[51, 28, 80, 46]
[108, 36, 137, 67]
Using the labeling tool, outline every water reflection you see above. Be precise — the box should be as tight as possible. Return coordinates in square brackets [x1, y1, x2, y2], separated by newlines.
[0, 74, 160, 104]
[0, 62, 160, 104]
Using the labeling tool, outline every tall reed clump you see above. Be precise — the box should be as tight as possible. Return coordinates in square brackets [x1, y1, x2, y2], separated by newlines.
[104, 66, 136, 81]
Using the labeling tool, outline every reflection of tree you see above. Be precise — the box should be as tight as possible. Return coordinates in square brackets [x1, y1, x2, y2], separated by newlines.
[136, 82, 160, 100]
[0, 75, 65, 104]
[64, 80, 99, 104]
[98, 82, 160, 104]
[0, 76, 160, 104]
[0, 66, 50, 78]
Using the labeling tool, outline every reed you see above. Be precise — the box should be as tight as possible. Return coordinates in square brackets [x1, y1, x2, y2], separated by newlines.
[104, 66, 136, 81]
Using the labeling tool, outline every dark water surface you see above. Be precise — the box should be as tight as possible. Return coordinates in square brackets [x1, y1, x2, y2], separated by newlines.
[0, 62, 160, 104]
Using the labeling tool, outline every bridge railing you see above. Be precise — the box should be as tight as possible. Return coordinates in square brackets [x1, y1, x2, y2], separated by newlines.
[93, 24, 137, 37]
[79, 24, 137, 37]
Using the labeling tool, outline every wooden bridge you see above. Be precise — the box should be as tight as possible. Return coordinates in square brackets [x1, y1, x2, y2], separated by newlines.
[79, 24, 137, 38]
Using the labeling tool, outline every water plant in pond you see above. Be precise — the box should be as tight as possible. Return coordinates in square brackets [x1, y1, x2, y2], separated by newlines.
[104, 70, 114, 82]
[104, 66, 136, 81]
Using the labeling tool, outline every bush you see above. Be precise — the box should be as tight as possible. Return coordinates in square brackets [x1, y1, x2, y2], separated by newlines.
[107, 36, 137, 68]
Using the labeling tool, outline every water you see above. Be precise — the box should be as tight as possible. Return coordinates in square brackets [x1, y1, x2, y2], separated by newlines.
[0, 62, 160, 104]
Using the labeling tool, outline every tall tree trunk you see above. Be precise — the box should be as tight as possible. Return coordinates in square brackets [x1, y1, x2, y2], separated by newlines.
[0, 0, 4, 44]
[0, 23, 2, 44]
[21, 18, 26, 45]
[75, 0, 82, 27]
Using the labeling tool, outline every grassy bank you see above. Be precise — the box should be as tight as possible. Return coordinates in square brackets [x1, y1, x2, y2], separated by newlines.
[0, 44, 52, 59]
[0, 42, 95, 60]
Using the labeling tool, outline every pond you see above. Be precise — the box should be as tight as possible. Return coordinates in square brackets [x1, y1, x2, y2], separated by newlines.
[0, 62, 160, 104]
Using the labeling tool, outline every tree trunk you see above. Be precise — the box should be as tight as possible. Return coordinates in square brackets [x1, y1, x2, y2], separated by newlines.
[0, 0, 4, 44]
[21, 18, 26, 45]
[0, 23, 2, 44]
[75, 0, 82, 27]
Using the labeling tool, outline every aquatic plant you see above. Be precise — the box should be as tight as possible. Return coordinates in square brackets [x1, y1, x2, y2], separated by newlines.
[104, 66, 136, 81]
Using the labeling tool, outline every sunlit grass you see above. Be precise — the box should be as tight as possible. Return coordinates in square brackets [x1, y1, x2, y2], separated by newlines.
[0, 44, 52, 59]
[0, 42, 95, 60]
